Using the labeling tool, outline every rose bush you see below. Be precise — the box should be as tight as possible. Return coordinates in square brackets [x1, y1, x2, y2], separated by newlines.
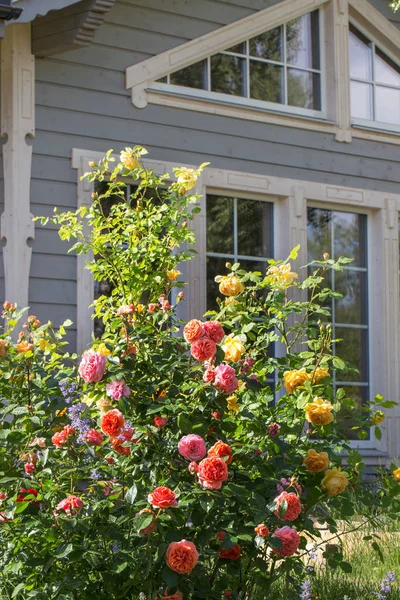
[0, 147, 399, 599]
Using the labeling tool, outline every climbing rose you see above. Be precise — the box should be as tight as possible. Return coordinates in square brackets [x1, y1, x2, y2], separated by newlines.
[100, 409, 125, 438]
[52, 425, 75, 448]
[208, 440, 233, 465]
[148, 486, 178, 509]
[215, 275, 244, 297]
[191, 337, 216, 362]
[274, 491, 302, 521]
[188, 461, 199, 473]
[117, 304, 135, 316]
[271, 526, 301, 557]
[178, 434, 207, 462]
[56, 495, 83, 515]
[85, 429, 104, 446]
[303, 449, 329, 472]
[321, 467, 349, 496]
[203, 320, 225, 343]
[266, 263, 298, 289]
[198, 456, 228, 490]
[213, 364, 238, 394]
[16, 488, 39, 505]
[283, 368, 310, 394]
[393, 467, 400, 482]
[255, 524, 269, 537]
[165, 540, 199, 574]
[154, 416, 169, 428]
[222, 334, 245, 362]
[203, 367, 216, 383]
[78, 350, 107, 383]
[106, 379, 131, 400]
[304, 397, 334, 426]
[110, 437, 130, 456]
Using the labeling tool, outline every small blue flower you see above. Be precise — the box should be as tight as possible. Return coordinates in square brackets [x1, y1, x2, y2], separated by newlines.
[300, 580, 312, 600]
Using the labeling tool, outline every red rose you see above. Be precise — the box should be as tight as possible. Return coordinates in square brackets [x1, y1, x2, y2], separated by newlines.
[219, 544, 241, 560]
[100, 409, 125, 437]
[147, 486, 178, 509]
[154, 416, 169, 428]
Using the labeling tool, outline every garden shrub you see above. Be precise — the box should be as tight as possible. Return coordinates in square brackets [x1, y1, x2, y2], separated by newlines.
[0, 147, 399, 599]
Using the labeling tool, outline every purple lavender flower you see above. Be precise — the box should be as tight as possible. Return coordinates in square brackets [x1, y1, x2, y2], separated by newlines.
[300, 580, 312, 600]
[112, 543, 119, 553]
[374, 572, 396, 599]
[90, 470, 100, 480]
[67, 402, 90, 443]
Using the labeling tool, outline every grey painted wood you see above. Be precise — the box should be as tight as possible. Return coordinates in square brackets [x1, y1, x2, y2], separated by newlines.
[30, 0, 400, 354]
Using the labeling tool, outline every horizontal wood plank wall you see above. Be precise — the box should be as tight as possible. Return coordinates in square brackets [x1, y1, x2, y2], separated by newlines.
[32, 0, 400, 354]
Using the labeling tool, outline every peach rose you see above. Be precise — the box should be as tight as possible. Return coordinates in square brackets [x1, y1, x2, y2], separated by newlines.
[283, 368, 310, 394]
[304, 397, 334, 426]
[203, 321, 225, 344]
[271, 526, 301, 557]
[198, 456, 228, 490]
[100, 409, 125, 437]
[148, 486, 178, 509]
[56, 495, 83, 515]
[208, 440, 233, 465]
[165, 540, 199, 574]
[215, 275, 244, 297]
[321, 467, 349, 496]
[17, 341, 33, 353]
[183, 319, 204, 344]
[274, 491, 302, 521]
[304, 449, 329, 472]
[191, 337, 216, 362]
[85, 429, 104, 446]
[167, 269, 181, 281]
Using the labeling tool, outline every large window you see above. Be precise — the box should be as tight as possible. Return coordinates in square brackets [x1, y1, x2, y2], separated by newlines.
[163, 10, 321, 112]
[307, 208, 368, 439]
[349, 24, 400, 126]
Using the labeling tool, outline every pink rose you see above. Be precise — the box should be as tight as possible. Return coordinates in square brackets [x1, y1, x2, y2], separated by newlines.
[56, 495, 83, 516]
[213, 364, 238, 395]
[24, 463, 35, 474]
[271, 526, 301, 557]
[178, 434, 207, 462]
[106, 379, 131, 400]
[79, 350, 107, 383]
[203, 367, 216, 383]
[188, 461, 199, 473]
[117, 304, 135, 316]
[86, 429, 104, 446]
[267, 422, 281, 436]
[191, 338, 216, 362]
[203, 321, 225, 344]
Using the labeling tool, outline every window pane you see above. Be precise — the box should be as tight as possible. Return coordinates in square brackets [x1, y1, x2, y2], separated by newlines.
[287, 68, 320, 109]
[350, 80, 373, 120]
[250, 61, 284, 103]
[226, 42, 246, 54]
[207, 256, 229, 311]
[333, 211, 366, 267]
[206, 195, 234, 254]
[338, 386, 367, 440]
[211, 54, 246, 96]
[307, 208, 331, 262]
[375, 49, 400, 87]
[249, 26, 283, 61]
[349, 28, 372, 80]
[170, 60, 207, 89]
[375, 86, 400, 124]
[335, 270, 368, 325]
[237, 199, 273, 257]
[286, 11, 319, 70]
[335, 327, 368, 383]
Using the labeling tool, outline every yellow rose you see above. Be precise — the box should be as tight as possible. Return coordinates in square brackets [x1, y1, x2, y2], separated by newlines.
[304, 397, 334, 426]
[136, 303, 144, 313]
[393, 467, 400, 482]
[38, 338, 49, 351]
[96, 342, 112, 357]
[312, 367, 329, 382]
[371, 410, 384, 425]
[227, 394, 239, 412]
[120, 148, 139, 170]
[304, 449, 329, 472]
[215, 275, 244, 297]
[222, 334, 245, 363]
[266, 263, 298, 289]
[283, 368, 310, 394]
[167, 269, 181, 281]
[321, 467, 349, 496]
[175, 167, 198, 192]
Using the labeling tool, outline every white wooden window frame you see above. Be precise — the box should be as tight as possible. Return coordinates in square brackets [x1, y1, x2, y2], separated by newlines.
[72, 148, 400, 460]
[124, 0, 400, 146]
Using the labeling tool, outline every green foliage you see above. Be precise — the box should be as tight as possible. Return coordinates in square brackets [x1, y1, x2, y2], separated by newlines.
[1, 147, 399, 600]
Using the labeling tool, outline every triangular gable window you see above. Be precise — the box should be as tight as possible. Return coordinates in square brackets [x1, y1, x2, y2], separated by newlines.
[155, 10, 322, 115]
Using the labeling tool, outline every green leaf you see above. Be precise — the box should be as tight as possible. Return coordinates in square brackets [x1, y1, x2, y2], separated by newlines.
[332, 357, 345, 370]
[162, 565, 179, 588]
[177, 414, 193, 434]
[289, 245, 300, 260]
[278, 499, 288, 518]
[126, 483, 137, 504]
[340, 561, 353, 573]
[55, 543, 74, 558]
[12, 583, 25, 598]
[372, 541, 384, 563]
[374, 426, 382, 441]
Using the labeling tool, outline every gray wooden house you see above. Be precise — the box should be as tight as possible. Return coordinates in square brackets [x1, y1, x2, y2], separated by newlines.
[0, 0, 400, 464]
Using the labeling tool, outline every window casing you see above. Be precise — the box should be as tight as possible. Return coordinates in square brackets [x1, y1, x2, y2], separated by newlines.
[307, 207, 369, 440]
[349, 23, 400, 130]
[157, 10, 323, 118]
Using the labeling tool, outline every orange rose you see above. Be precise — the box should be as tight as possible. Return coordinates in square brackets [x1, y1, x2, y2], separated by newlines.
[110, 437, 130, 456]
[197, 456, 229, 490]
[283, 369, 310, 394]
[100, 409, 125, 437]
[148, 486, 178, 509]
[304, 449, 329, 472]
[165, 540, 199, 574]
[183, 319, 204, 344]
[208, 440, 233, 465]
[254, 524, 269, 537]
[304, 397, 334, 426]
[17, 341, 33, 354]
[0, 340, 7, 357]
